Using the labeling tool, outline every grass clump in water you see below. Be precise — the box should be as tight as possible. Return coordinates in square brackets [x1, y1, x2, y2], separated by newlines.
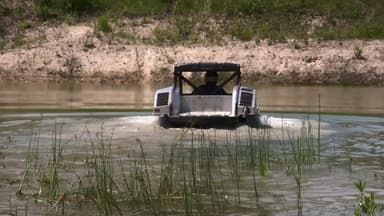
[14, 117, 330, 215]
[282, 119, 318, 216]
[355, 180, 384, 216]
[81, 126, 122, 216]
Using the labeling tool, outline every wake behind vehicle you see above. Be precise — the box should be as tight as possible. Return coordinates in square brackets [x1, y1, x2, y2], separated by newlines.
[153, 62, 266, 129]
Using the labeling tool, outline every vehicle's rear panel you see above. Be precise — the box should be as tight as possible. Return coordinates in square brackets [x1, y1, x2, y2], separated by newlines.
[180, 95, 232, 116]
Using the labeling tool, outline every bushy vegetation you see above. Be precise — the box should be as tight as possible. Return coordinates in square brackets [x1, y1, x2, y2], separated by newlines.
[96, 15, 112, 33]
[33, 0, 106, 19]
[3, 0, 384, 43]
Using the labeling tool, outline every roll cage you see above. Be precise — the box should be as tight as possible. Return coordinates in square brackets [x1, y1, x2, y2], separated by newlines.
[173, 63, 241, 94]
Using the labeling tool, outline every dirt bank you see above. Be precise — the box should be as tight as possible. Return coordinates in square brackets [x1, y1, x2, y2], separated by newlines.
[1, 24, 384, 85]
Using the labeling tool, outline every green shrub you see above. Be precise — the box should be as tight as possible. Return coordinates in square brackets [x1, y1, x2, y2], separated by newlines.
[17, 21, 32, 31]
[0, 25, 5, 39]
[229, 20, 254, 41]
[122, 0, 169, 17]
[313, 27, 340, 41]
[35, 2, 59, 20]
[174, 16, 194, 40]
[315, 21, 384, 41]
[63, 14, 77, 25]
[153, 27, 178, 45]
[27, 0, 384, 41]
[348, 22, 384, 39]
[65, 0, 102, 13]
[256, 18, 287, 42]
[97, 15, 112, 33]
[34, 0, 105, 20]
[14, 37, 26, 48]
[0, 40, 5, 50]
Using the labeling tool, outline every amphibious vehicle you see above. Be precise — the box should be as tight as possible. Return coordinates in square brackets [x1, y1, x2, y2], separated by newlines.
[153, 62, 265, 129]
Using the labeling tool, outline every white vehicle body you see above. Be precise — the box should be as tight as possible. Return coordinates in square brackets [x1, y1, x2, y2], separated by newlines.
[153, 63, 263, 129]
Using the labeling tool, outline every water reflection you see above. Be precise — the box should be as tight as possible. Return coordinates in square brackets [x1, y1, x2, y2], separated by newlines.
[0, 82, 156, 110]
[0, 83, 383, 115]
[255, 85, 384, 115]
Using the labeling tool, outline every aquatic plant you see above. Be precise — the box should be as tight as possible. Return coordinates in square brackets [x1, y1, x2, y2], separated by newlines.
[248, 129, 260, 205]
[355, 180, 384, 216]
[225, 130, 242, 206]
[81, 125, 122, 216]
[283, 119, 317, 216]
[317, 94, 321, 160]
[12, 115, 339, 215]
[16, 122, 64, 205]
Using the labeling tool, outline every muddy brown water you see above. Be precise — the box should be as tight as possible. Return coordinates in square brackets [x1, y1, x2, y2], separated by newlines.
[0, 83, 383, 215]
[0, 83, 383, 114]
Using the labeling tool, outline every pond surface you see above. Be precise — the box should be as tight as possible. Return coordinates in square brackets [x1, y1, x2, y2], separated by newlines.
[1, 83, 383, 115]
[0, 83, 383, 215]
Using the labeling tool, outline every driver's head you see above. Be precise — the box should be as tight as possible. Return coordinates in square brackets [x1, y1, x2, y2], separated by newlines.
[205, 71, 218, 84]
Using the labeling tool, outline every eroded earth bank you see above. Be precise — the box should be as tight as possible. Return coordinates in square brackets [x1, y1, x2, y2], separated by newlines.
[1, 24, 384, 85]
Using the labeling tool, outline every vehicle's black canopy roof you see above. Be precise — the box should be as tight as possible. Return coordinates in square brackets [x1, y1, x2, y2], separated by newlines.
[174, 62, 240, 73]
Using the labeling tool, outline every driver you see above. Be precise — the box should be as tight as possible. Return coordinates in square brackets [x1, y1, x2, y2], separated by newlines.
[192, 71, 226, 95]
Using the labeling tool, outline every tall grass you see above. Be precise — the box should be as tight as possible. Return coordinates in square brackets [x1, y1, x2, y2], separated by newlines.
[283, 119, 318, 216]
[225, 130, 241, 206]
[15, 117, 326, 215]
[24, 0, 384, 42]
[83, 125, 122, 216]
[247, 128, 260, 205]
[1, 0, 382, 47]
[46, 123, 63, 201]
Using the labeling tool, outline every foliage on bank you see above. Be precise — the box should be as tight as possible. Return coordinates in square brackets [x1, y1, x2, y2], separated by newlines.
[1, 0, 384, 45]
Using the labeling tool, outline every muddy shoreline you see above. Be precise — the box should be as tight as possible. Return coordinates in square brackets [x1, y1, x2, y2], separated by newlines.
[1, 25, 384, 85]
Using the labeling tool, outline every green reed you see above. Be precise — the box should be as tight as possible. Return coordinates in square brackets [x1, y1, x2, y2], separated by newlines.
[47, 123, 63, 201]
[138, 138, 156, 213]
[355, 180, 384, 216]
[157, 141, 178, 214]
[225, 130, 241, 206]
[18, 120, 43, 197]
[19, 122, 65, 203]
[247, 128, 260, 206]
[318, 94, 321, 160]
[199, 130, 224, 213]
[81, 124, 122, 216]
[15, 117, 328, 215]
[18, 136, 33, 195]
[182, 156, 193, 216]
[257, 129, 271, 177]
[283, 119, 318, 216]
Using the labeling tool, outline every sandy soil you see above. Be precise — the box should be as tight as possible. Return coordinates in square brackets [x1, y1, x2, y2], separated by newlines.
[1, 24, 384, 85]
